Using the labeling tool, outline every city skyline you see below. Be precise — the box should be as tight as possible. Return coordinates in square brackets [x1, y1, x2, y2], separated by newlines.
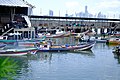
[26, 0, 120, 18]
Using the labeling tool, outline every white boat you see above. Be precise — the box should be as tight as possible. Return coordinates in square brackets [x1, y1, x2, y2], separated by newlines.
[81, 36, 107, 43]
[38, 33, 65, 38]
[38, 29, 65, 38]
[0, 48, 37, 56]
[106, 38, 120, 45]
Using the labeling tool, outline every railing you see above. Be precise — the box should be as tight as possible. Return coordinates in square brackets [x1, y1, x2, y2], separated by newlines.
[1, 27, 14, 36]
[0, 24, 14, 36]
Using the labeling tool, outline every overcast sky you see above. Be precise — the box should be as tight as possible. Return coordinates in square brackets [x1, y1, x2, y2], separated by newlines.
[27, 0, 120, 18]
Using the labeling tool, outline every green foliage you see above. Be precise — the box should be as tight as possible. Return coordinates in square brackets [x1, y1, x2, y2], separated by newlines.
[0, 57, 19, 80]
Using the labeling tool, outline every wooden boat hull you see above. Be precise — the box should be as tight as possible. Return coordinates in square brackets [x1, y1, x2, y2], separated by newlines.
[38, 33, 65, 38]
[107, 41, 120, 45]
[95, 39, 107, 43]
[0, 43, 6, 48]
[106, 38, 120, 45]
[0, 36, 46, 44]
[18, 42, 36, 47]
[0, 52, 28, 56]
[36, 42, 95, 52]
[0, 48, 37, 56]
[74, 43, 94, 51]
[80, 37, 107, 43]
[63, 32, 75, 37]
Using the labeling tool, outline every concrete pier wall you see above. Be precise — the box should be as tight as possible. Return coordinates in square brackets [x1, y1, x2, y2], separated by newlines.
[30, 19, 120, 34]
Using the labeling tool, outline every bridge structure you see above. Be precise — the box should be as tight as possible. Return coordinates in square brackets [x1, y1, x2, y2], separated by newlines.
[29, 15, 120, 34]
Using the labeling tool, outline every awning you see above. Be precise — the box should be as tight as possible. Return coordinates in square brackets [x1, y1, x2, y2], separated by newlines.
[0, 0, 29, 7]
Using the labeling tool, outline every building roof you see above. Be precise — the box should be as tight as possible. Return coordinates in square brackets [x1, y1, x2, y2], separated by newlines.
[0, 0, 29, 7]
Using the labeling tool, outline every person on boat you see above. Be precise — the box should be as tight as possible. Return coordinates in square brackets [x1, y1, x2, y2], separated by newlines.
[87, 36, 90, 42]
[47, 39, 52, 47]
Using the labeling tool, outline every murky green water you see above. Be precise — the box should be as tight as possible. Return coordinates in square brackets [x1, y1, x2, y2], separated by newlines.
[0, 42, 120, 80]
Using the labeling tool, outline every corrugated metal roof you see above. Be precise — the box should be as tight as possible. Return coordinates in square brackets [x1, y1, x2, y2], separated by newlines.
[0, 0, 29, 7]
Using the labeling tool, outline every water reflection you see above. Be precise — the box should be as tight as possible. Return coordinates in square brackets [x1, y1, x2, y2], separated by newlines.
[106, 43, 119, 47]
[27, 51, 68, 64]
[69, 50, 95, 57]
[27, 52, 53, 64]
[113, 53, 120, 64]
[28, 50, 94, 64]
[38, 52, 52, 61]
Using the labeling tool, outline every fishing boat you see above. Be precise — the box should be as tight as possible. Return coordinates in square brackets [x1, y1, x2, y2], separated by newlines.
[0, 43, 6, 48]
[0, 35, 46, 43]
[75, 32, 107, 43]
[63, 32, 76, 37]
[94, 37, 108, 43]
[38, 32, 65, 38]
[38, 29, 70, 38]
[74, 30, 91, 39]
[35, 41, 95, 52]
[63, 32, 71, 37]
[0, 35, 46, 48]
[0, 47, 37, 56]
[106, 38, 120, 45]
[0, 37, 46, 43]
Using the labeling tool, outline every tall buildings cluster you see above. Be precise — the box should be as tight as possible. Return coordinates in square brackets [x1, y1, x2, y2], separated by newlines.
[48, 6, 115, 18]
[74, 5, 106, 18]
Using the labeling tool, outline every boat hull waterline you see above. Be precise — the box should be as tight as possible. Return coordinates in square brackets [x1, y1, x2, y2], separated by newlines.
[36, 42, 95, 52]
[0, 48, 38, 56]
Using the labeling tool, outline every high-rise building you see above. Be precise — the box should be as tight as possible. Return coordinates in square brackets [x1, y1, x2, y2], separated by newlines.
[49, 10, 54, 16]
[85, 5, 88, 17]
[85, 6, 88, 14]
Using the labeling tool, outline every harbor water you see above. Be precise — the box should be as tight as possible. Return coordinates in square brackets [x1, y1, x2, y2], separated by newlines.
[0, 39, 120, 80]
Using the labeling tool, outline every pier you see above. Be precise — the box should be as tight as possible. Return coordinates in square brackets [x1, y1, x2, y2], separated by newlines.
[30, 15, 120, 34]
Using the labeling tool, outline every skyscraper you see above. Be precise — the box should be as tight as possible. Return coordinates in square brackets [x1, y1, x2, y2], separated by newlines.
[85, 6, 88, 14]
[49, 10, 54, 16]
[85, 5, 88, 17]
